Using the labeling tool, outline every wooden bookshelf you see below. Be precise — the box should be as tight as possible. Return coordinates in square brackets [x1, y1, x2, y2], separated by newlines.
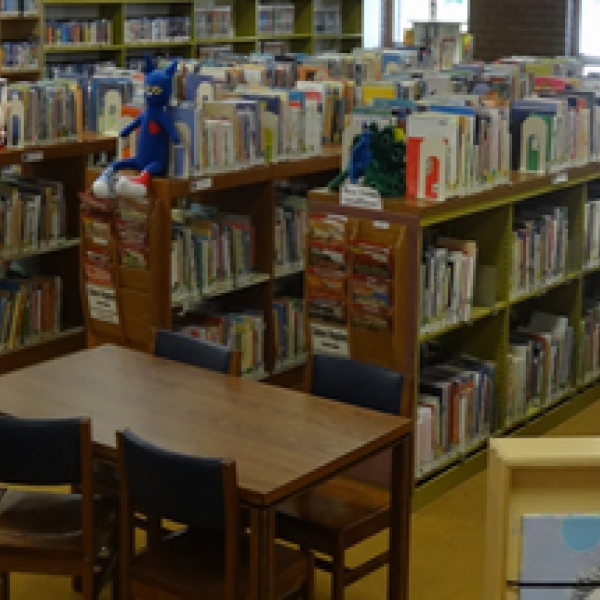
[40, 0, 363, 72]
[84, 146, 340, 383]
[308, 163, 600, 504]
[0, 133, 116, 375]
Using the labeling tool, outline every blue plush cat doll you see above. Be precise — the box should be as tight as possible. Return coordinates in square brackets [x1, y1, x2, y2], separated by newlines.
[92, 56, 181, 198]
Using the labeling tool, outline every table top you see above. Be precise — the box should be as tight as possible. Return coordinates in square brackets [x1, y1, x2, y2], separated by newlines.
[0, 345, 412, 506]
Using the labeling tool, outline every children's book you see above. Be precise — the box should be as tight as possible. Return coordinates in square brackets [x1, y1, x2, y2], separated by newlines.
[520, 514, 600, 599]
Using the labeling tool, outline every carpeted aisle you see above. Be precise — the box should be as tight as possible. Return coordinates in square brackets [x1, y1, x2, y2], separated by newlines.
[10, 397, 600, 600]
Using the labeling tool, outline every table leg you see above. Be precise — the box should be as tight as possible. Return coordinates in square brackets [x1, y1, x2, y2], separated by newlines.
[249, 506, 276, 600]
[388, 433, 413, 600]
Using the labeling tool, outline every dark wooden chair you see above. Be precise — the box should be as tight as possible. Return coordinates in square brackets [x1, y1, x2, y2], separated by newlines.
[0, 416, 118, 600]
[152, 328, 241, 376]
[118, 429, 314, 600]
[276, 354, 405, 600]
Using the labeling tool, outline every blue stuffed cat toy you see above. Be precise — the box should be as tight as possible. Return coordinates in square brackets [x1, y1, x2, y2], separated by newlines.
[93, 56, 180, 198]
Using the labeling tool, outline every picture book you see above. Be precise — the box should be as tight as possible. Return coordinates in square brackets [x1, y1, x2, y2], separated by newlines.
[520, 514, 600, 599]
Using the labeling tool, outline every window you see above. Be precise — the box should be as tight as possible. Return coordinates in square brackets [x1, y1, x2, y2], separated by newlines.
[580, 0, 600, 57]
[393, 0, 470, 44]
[363, 0, 382, 48]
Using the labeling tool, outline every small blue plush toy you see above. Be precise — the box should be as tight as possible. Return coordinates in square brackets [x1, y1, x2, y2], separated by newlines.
[93, 56, 181, 198]
[348, 129, 373, 184]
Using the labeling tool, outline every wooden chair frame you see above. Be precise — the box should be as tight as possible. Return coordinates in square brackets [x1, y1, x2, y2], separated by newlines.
[149, 328, 242, 376]
[0, 419, 118, 600]
[118, 431, 240, 600]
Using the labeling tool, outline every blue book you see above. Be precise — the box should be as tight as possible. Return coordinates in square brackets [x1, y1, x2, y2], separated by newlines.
[183, 73, 215, 104]
[168, 103, 200, 177]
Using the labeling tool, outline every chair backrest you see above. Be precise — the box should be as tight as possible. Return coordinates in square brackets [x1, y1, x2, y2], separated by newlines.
[0, 415, 87, 486]
[154, 329, 236, 375]
[118, 429, 239, 598]
[309, 354, 405, 416]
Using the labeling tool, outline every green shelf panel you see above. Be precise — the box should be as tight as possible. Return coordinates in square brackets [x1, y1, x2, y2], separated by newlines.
[124, 40, 192, 49]
[195, 36, 255, 44]
[419, 303, 506, 343]
[509, 271, 581, 306]
[257, 33, 312, 40]
[44, 44, 123, 53]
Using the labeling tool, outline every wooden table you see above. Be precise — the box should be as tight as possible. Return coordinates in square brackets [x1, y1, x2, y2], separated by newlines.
[0, 345, 413, 600]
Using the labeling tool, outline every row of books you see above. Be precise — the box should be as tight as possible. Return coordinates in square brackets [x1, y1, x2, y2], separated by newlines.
[257, 5, 294, 35]
[584, 196, 600, 268]
[314, 8, 340, 35]
[178, 310, 265, 376]
[0, 276, 62, 351]
[124, 17, 191, 44]
[0, 0, 36, 16]
[0, 41, 38, 70]
[195, 7, 233, 39]
[273, 297, 305, 367]
[0, 176, 67, 253]
[171, 206, 256, 305]
[417, 351, 494, 475]
[510, 204, 569, 298]
[274, 194, 306, 272]
[420, 238, 477, 333]
[581, 296, 600, 383]
[507, 312, 574, 424]
[44, 19, 113, 47]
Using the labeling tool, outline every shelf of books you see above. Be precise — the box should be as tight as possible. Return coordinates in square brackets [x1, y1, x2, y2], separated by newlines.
[40, 0, 363, 73]
[308, 161, 600, 498]
[83, 146, 339, 384]
[0, 133, 116, 376]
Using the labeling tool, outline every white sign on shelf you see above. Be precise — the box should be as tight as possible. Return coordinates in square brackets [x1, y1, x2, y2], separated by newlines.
[553, 172, 568, 185]
[341, 183, 383, 211]
[310, 323, 349, 357]
[190, 178, 213, 193]
[86, 283, 119, 325]
[22, 151, 43, 163]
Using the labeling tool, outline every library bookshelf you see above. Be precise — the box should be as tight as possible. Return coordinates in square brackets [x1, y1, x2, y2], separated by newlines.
[309, 163, 600, 504]
[40, 0, 363, 73]
[0, 132, 116, 376]
[84, 145, 340, 385]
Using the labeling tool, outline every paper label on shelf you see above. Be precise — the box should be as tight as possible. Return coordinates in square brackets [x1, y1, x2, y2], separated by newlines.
[553, 172, 568, 185]
[341, 183, 383, 211]
[22, 151, 43, 163]
[86, 283, 119, 325]
[310, 323, 349, 357]
[190, 178, 213, 193]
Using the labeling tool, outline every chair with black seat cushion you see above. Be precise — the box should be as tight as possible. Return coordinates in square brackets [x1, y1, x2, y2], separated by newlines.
[0, 416, 118, 600]
[118, 429, 314, 600]
[277, 353, 405, 600]
[153, 329, 241, 375]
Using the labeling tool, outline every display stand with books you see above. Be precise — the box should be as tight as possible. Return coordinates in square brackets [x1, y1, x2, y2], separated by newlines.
[0, 133, 116, 376]
[84, 146, 340, 384]
[309, 163, 600, 505]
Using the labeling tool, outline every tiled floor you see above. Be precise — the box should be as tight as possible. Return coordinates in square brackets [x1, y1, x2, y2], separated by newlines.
[9, 397, 600, 600]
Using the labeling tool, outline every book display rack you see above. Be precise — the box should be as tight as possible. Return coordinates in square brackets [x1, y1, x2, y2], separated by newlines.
[83, 145, 340, 384]
[0, 133, 115, 376]
[309, 163, 600, 503]
[41, 0, 363, 74]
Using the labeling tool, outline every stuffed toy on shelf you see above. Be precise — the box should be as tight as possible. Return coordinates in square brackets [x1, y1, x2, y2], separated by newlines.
[92, 56, 181, 198]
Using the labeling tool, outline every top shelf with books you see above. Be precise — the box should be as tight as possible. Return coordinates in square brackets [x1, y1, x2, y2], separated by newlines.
[40, 0, 364, 69]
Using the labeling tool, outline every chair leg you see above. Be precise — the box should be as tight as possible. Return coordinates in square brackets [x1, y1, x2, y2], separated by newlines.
[302, 552, 315, 600]
[0, 572, 9, 600]
[81, 570, 94, 600]
[331, 546, 346, 600]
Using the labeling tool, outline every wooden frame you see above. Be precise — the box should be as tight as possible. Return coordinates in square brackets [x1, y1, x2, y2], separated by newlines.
[485, 437, 600, 600]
